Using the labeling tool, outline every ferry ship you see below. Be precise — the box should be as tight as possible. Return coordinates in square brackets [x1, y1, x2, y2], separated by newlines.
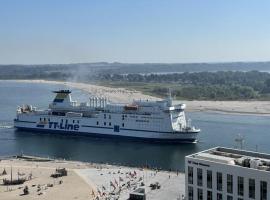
[14, 90, 200, 143]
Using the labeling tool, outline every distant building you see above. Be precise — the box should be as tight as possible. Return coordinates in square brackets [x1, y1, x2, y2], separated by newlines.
[185, 147, 270, 200]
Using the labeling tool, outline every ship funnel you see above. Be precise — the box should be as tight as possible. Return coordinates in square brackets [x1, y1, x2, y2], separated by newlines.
[51, 90, 73, 108]
[52, 90, 72, 103]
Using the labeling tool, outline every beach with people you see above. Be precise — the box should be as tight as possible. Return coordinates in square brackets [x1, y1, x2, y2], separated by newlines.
[0, 155, 185, 200]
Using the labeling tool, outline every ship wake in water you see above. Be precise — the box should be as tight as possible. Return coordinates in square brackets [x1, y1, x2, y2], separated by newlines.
[0, 122, 13, 129]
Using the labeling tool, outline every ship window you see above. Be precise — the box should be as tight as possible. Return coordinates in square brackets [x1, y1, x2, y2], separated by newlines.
[104, 122, 106, 126]
[114, 125, 119, 132]
[122, 123, 124, 127]
[109, 122, 111, 126]
[96, 121, 99, 125]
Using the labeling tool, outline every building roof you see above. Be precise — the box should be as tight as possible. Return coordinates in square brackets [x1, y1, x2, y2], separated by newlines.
[187, 147, 270, 172]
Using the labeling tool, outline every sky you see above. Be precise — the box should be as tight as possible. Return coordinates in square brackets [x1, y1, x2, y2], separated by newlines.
[0, 0, 270, 64]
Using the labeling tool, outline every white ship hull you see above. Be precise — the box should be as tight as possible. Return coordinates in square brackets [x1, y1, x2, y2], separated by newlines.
[14, 90, 200, 143]
[14, 116, 199, 143]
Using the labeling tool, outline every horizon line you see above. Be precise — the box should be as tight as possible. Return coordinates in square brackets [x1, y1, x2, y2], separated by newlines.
[1, 60, 270, 66]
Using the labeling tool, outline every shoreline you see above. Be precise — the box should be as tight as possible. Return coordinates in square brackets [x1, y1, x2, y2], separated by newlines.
[7, 79, 160, 103]
[179, 100, 270, 116]
[3, 79, 270, 116]
[0, 155, 185, 200]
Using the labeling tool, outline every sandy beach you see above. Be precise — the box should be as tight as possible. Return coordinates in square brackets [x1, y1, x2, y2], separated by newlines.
[7, 79, 270, 115]
[12, 79, 160, 103]
[0, 156, 185, 200]
[178, 100, 270, 116]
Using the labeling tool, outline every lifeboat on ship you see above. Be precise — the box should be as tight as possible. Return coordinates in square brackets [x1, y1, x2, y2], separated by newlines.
[124, 104, 138, 111]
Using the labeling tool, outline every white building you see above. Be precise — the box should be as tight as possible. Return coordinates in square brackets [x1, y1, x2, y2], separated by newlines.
[185, 147, 270, 200]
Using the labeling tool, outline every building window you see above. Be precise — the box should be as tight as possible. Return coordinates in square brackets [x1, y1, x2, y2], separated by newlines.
[40, 118, 41, 121]
[207, 170, 212, 189]
[109, 115, 111, 119]
[104, 114, 106, 119]
[188, 166, 193, 184]
[227, 196, 233, 200]
[249, 178, 255, 199]
[260, 181, 267, 200]
[217, 172, 223, 191]
[109, 122, 111, 126]
[197, 168, 203, 186]
[104, 122, 106, 126]
[197, 188, 203, 200]
[238, 176, 244, 196]
[227, 174, 233, 194]
[73, 120, 75, 123]
[96, 121, 99, 125]
[188, 186, 193, 200]
[122, 123, 124, 127]
[207, 191, 212, 200]
[217, 193, 222, 200]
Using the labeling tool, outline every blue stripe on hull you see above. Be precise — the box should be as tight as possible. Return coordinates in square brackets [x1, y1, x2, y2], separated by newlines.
[36, 124, 45, 128]
[14, 127, 197, 143]
[15, 120, 200, 135]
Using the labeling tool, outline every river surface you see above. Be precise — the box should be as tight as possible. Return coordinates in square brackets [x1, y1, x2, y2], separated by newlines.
[0, 80, 269, 171]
